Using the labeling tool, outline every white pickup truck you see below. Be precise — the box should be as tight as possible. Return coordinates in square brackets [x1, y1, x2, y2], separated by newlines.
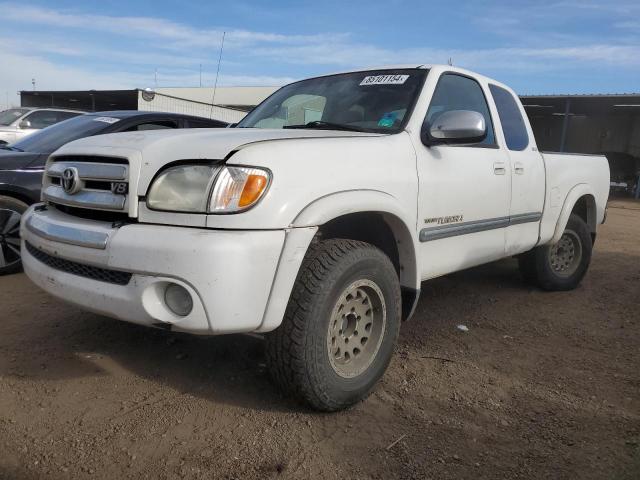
[20, 65, 609, 411]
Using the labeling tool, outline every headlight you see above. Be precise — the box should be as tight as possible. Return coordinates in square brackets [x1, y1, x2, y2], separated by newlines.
[147, 164, 270, 213]
[147, 164, 218, 212]
[209, 166, 270, 213]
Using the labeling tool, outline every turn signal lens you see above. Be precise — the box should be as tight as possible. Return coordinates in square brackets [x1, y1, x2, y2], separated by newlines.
[209, 166, 270, 213]
[239, 174, 268, 207]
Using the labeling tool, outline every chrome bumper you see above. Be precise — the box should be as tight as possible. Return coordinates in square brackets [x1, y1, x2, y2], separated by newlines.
[25, 206, 110, 249]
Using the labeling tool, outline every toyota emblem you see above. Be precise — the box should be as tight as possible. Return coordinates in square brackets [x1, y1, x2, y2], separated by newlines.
[61, 167, 81, 194]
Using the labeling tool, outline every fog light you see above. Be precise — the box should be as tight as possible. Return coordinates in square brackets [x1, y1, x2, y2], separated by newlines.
[164, 284, 193, 317]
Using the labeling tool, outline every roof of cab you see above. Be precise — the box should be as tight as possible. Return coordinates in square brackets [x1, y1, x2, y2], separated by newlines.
[306, 64, 506, 88]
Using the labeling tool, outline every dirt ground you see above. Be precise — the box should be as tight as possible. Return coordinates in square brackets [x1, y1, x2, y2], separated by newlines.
[0, 202, 638, 480]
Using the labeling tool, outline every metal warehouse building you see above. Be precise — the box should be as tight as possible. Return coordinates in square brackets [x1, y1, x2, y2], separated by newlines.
[521, 94, 640, 198]
[20, 86, 279, 125]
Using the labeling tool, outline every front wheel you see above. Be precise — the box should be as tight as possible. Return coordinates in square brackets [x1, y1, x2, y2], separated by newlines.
[0, 196, 28, 276]
[518, 213, 592, 291]
[265, 239, 401, 411]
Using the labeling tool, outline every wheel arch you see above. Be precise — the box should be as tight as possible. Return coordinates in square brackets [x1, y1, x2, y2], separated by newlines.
[292, 190, 420, 291]
[257, 191, 421, 332]
[0, 186, 36, 207]
[551, 184, 598, 244]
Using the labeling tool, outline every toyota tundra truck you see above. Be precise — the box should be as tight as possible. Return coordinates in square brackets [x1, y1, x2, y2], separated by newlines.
[19, 65, 610, 411]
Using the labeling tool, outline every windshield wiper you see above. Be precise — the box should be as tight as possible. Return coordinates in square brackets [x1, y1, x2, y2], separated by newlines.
[283, 121, 367, 132]
[0, 145, 22, 151]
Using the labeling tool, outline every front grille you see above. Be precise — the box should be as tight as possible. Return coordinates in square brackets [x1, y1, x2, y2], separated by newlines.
[43, 156, 130, 215]
[26, 242, 132, 286]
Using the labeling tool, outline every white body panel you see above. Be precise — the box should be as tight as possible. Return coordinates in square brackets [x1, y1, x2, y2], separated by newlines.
[21, 206, 287, 334]
[0, 125, 37, 144]
[21, 65, 610, 335]
[538, 152, 609, 244]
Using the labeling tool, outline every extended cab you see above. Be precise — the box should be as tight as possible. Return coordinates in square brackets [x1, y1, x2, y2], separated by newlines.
[19, 65, 610, 411]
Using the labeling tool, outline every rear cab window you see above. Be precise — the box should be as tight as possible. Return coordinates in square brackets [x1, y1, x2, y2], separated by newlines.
[489, 84, 529, 151]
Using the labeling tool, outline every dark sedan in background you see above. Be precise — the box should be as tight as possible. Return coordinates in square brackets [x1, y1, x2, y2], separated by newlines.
[0, 111, 227, 274]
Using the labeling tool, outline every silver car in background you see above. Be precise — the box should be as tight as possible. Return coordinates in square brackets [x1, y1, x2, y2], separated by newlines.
[0, 108, 84, 145]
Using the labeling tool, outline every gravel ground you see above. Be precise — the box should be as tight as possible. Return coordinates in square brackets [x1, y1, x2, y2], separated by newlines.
[0, 201, 638, 479]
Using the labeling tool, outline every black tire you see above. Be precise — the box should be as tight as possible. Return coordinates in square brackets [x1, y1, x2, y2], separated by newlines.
[265, 239, 401, 412]
[0, 195, 28, 276]
[518, 213, 592, 291]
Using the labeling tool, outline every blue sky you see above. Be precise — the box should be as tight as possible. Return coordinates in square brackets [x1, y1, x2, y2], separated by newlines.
[1, 0, 639, 107]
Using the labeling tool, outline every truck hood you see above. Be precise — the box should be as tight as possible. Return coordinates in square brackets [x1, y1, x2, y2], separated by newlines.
[55, 127, 381, 163]
[51, 127, 385, 216]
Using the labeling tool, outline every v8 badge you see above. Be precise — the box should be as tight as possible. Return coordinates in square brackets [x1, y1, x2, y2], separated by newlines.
[110, 182, 128, 194]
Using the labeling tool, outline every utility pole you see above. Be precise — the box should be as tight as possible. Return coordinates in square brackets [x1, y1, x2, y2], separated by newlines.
[154, 69, 158, 88]
[32, 78, 36, 91]
[199, 64, 202, 87]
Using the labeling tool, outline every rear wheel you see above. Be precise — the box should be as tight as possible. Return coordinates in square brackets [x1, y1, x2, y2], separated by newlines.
[518, 213, 592, 291]
[265, 239, 401, 411]
[0, 196, 28, 275]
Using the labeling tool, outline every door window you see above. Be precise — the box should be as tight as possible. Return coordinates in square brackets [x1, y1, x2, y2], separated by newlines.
[54, 111, 82, 122]
[489, 84, 529, 151]
[426, 74, 496, 146]
[23, 110, 60, 129]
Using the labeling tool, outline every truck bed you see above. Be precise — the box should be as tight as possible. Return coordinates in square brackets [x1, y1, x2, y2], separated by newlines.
[538, 151, 610, 244]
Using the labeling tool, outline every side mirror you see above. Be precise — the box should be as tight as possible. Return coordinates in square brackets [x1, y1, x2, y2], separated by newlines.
[18, 119, 32, 129]
[422, 110, 486, 146]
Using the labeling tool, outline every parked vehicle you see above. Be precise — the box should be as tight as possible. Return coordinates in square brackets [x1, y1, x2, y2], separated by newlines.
[0, 108, 85, 145]
[0, 111, 227, 274]
[20, 66, 610, 411]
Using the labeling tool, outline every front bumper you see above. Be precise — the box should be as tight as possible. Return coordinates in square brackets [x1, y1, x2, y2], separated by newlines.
[21, 205, 285, 335]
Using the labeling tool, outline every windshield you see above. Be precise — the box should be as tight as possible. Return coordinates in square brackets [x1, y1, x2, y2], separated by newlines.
[0, 108, 29, 126]
[10, 114, 115, 153]
[238, 69, 428, 133]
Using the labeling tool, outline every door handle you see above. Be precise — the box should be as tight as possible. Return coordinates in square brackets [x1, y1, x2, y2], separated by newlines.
[514, 162, 525, 175]
[493, 162, 506, 175]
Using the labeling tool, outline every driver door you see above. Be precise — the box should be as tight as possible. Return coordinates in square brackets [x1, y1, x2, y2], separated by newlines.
[416, 73, 511, 279]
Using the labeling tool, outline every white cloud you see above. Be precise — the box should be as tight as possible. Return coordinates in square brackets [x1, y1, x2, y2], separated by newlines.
[0, 3, 347, 50]
[0, 1, 638, 105]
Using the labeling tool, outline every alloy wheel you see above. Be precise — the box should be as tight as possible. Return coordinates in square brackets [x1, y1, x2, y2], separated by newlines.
[0, 209, 22, 270]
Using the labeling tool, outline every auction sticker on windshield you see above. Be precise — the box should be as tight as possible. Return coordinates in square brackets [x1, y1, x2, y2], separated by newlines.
[93, 117, 120, 124]
[360, 75, 409, 86]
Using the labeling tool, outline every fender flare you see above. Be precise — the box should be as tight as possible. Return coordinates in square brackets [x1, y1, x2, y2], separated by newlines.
[292, 189, 410, 227]
[257, 190, 420, 332]
[292, 189, 420, 288]
[551, 183, 596, 244]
